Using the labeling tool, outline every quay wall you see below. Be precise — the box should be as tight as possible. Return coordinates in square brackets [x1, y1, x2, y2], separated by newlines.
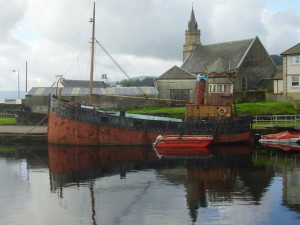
[25, 95, 187, 114]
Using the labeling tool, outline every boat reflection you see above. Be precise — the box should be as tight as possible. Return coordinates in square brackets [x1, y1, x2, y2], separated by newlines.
[48, 144, 157, 191]
[154, 144, 254, 223]
[260, 142, 300, 151]
[154, 144, 251, 158]
[154, 146, 211, 158]
[48, 144, 298, 224]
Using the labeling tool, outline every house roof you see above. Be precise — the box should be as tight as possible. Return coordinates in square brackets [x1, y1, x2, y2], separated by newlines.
[273, 72, 283, 80]
[281, 43, 300, 55]
[26, 87, 158, 97]
[60, 79, 109, 88]
[181, 38, 256, 73]
[26, 87, 105, 96]
[156, 65, 196, 80]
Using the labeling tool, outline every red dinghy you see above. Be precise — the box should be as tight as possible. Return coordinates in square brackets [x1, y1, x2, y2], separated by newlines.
[153, 135, 213, 148]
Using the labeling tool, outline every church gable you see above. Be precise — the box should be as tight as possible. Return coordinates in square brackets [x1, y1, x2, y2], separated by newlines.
[156, 66, 196, 80]
[181, 38, 255, 74]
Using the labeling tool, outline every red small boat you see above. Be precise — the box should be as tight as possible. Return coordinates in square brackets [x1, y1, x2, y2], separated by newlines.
[153, 135, 213, 148]
[259, 131, 300, 144]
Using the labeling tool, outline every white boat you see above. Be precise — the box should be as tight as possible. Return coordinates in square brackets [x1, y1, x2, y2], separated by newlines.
[259, 131, 300, 144]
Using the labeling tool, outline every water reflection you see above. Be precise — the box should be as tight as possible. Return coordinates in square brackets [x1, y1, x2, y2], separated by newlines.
[48, 144, 157, 193]
[0, 143, 300, 225]
[260, 142, 300, 152]
[46, 144, 260, 224]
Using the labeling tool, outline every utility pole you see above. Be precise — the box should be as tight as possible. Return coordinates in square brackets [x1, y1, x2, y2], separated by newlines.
[26, 61, 28, 92]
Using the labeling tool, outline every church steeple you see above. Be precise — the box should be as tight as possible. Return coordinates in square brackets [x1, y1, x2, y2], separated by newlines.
[188, 7, 198, 30]
[183, 7, 201, 61]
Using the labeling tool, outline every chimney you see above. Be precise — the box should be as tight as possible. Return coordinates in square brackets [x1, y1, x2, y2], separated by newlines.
[54, 75, 64, 87]
[100, 74, 108, 83]
[195, 74, 207, 105]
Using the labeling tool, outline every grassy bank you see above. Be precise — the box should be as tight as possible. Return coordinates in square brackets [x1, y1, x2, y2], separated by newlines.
[0, 146, 16, 153]
[0, 118, 16, 125]
[127, 101, 297, 118]
[126, 106, 186, 118]
[234, 101, 296, 115]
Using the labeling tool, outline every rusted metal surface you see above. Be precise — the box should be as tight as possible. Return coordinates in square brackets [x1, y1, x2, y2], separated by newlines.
[186, 104, 232, 119]
[195, 80, 206, 105]
[205, 93, 233, 106]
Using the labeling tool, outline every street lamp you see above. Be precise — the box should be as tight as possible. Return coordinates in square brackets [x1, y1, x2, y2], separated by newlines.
[12, 70, 20, 99]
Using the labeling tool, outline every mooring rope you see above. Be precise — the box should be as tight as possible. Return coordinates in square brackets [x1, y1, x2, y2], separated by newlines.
[4, 114, 48, 142]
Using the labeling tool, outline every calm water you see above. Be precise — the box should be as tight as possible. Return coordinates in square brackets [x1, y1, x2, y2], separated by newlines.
[0, 143, 300, 225]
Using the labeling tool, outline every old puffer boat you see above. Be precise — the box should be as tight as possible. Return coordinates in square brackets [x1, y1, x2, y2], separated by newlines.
[47, 4, 253, 146]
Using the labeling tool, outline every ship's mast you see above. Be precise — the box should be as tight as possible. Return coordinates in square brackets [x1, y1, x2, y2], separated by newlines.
[89, 2, 96, 105]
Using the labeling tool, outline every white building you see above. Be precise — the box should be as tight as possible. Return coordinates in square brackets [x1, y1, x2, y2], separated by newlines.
[281, 43, 300, 100]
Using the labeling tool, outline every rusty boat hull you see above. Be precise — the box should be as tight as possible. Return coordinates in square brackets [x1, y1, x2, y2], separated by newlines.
[47, 96, 252, 146]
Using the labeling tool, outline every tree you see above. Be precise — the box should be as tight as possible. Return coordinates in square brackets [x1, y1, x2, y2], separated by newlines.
[119, 79, 133, 87]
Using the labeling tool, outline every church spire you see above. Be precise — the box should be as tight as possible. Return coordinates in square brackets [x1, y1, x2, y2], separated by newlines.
[183, 7, 201, 62]
[188, 7, 198, 30]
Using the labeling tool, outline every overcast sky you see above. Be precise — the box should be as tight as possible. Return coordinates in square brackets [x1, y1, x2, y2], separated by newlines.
[0, 0, 299, 93]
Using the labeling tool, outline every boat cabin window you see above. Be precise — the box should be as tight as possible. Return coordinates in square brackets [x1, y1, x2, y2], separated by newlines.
[209, 84, 233, 93]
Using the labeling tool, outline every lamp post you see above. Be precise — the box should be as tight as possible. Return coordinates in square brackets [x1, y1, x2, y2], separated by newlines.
[12, 70, 20, 99]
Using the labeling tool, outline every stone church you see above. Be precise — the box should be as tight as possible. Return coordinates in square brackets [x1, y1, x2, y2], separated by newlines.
[154, 7, 277, 102]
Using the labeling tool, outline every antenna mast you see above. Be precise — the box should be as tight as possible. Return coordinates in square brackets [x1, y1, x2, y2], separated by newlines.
[89, 2, 96, 105]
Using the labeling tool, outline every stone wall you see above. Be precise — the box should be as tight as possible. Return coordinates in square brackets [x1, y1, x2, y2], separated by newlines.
[15, 111, 48, 125]
[25, 95, 187, 113]
[236, 38, 277, 91]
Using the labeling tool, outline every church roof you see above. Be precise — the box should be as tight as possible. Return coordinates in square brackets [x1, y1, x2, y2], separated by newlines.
[206, 57, 230, 73]
[181, 38, 256, 73]
[281, 43, 300, 55]
[156, 65, 196, 80]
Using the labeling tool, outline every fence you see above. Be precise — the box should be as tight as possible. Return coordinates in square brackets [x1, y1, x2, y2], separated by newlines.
[0, 112, 16, 118]
[266, 94, 300, 111]
[253, 114, 300, 125]
[0, 104, 23, 118]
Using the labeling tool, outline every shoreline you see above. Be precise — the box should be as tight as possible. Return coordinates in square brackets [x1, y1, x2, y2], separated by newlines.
[0, 125, 298, 144]
[0, 126, 47, 143]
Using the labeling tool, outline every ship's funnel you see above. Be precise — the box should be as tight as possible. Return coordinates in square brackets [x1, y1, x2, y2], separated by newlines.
[195, 74, 207, 105]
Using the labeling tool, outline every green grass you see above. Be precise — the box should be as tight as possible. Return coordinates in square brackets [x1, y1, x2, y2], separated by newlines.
[234, 101, 296, 115]
[0, 118, 16, 125]
[0, 147, 16, 153]
[125, 101, 297, 118]
[126, 106, 185, 118]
